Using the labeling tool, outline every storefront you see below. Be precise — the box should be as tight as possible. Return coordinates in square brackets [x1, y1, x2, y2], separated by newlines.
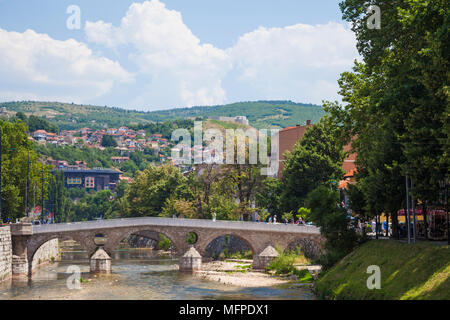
[398, 209, 448, 240]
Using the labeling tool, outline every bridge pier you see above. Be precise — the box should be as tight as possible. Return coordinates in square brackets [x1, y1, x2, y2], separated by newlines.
[90, 248, 111, 274]
[179, 247, 202, 272]
[10, 223, 33, 278]
[253, 245, 279, 270]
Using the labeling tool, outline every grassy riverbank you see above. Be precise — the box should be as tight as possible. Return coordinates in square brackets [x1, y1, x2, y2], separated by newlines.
[315, 240, 450, 300]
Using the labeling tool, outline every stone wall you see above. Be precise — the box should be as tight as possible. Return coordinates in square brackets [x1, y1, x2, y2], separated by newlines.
[31, 239, 60, 270]
[0, 226, 12, 281]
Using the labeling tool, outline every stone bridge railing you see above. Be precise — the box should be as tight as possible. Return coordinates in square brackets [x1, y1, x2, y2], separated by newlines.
[9, 217, 324, 277]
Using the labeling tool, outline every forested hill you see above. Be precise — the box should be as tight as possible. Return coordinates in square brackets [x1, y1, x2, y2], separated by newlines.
[0, 100, 325, 130]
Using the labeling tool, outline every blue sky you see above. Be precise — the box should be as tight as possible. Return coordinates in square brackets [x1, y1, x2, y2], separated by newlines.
[0, 0, 359, 111]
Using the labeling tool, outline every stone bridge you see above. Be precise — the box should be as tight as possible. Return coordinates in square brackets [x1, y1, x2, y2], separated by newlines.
[10, 217, 324, 277]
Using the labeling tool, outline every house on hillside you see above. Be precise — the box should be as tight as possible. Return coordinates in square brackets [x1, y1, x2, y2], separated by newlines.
[33, 130, 48, 142]
[58, 168, 121, 191]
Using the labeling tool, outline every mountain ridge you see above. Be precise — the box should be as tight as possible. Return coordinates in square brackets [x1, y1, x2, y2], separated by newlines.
[0, 100, 326, 130]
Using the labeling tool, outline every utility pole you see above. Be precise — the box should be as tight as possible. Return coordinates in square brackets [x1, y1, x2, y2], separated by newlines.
[446, 181, 449, 245]
[25, 150, 29, 217]
[445, 179, 450, 245]
[0, 128, 2, 223]
[411, 179, 416, 243]
[41, 169, 44, 223]
[406, 175, 411, 244]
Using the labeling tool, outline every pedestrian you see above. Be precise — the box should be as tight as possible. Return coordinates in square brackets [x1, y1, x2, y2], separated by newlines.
[273, 216, 277, 224]
[268, 216, 272, 224]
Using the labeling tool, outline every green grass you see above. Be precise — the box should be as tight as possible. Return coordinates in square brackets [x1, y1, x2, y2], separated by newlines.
[224, 250, 253, 260]
[265, 250, 313, 283]
[315, 240, 450, 300]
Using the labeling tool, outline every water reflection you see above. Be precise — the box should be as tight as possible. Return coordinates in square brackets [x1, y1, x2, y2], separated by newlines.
[0, 247, 315, 300]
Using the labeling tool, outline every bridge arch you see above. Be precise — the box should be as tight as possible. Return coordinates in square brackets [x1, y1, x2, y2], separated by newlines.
[195, 231, 256, 258]
[285, 237, 324, 260]
[26, 233, 95, 274]
[102, 227, 185, 256]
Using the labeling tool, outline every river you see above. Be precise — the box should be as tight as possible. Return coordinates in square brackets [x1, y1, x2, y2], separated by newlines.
[0, 246, 316, 300]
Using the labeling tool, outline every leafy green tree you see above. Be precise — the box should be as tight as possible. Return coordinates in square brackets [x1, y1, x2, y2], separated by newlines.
[47, 170, 71, 223]
[306, 186, 360, 269]
[280, 117, 346, 216]
[120, 160, 139, 176]
[326, 0, 449, 238]
[256, 177, 282, 217]
[127, 164, 191, 217]
[101, 135, 118, 148]
[0, 120, 52, 222]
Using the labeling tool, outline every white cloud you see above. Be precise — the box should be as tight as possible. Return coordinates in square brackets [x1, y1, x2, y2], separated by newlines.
[0, 1, 359, 109]
[0, 28, 132, 103]
[227, 22, 359, 104]
[85, 0, 231, 108]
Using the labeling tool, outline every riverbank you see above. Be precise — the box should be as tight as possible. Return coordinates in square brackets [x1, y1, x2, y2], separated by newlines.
[314, 240, 450, 300]
[195, 260, 317, 288]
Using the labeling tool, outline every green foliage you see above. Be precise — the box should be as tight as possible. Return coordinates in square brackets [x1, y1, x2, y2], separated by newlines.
[35, 143, 117, 169]
[297, 207, 311, 220]
[224, 250, 253, 260]
[280, 117, 346, 215]
[0, 100, 324, 130]
[315, 240, 450, 300]
[266, 251, 313, 283]
[101, 135, 117, 148]
[255, 177, 282, 217]
[281, 211, 294, 223]
[26, 115, 59, 133]
[130, 119, 194, 139]
[331, 0, 449, 238]
[186, 232, 197, 245]
[158, 235, 172, 251]
[65, 190, 114, 222]
[127, 164, 191, 217]
[306, 186, 360, 269]
[0, 120, 53, 221]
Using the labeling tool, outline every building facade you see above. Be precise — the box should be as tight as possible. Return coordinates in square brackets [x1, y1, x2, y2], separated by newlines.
[59, 169, 121, 191]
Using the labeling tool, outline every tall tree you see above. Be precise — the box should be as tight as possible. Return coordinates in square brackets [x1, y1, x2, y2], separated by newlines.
[0, 120, 52, 221]
[280, 117, 346, 216]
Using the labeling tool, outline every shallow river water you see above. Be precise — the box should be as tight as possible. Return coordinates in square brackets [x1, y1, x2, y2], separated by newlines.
[0, 248, 316, 300]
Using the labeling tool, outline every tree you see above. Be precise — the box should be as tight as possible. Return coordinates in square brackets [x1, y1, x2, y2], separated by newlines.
[0, 120, 52, 222]
[256, 177, 282, 217]
[327, 0, 449, 239]
[306, 186, 360, 268]
[101, 135, 118, 148]
[280, 117, 346, 216]
[127, 164, 191, 217]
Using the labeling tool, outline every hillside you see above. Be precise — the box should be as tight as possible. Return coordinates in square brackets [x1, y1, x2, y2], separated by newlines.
[315, 240, 450, 300]
[0, 100, 325, 130]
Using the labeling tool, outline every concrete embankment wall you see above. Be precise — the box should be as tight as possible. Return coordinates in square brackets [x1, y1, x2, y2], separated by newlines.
[0, 226, 60, 281]
[0, 226, 12, 281]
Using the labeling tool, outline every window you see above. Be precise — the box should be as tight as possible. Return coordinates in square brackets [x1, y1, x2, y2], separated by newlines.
[67, 177, 81, 185]
[85, 176, 95, 188]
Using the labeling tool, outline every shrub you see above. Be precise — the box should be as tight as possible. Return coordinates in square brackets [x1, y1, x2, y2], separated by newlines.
[158, 235, 172, 251]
